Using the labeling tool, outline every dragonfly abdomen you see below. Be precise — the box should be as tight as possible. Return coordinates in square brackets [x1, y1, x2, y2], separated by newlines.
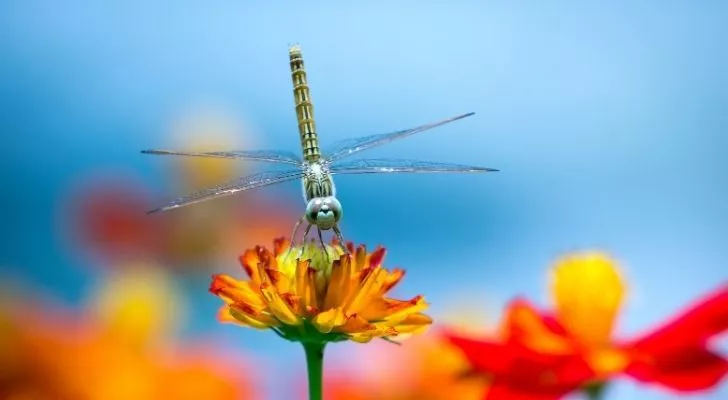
[289, 45, 321, 163]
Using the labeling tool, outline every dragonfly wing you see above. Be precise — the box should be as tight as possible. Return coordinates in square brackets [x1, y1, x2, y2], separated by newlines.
[141, 149, 303, 165]
[329, 158, 498, 174]
[322, 112, 475, 162]
[147, 168, 305, 214]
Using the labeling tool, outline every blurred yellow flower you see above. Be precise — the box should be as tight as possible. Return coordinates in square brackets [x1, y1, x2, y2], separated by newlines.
[167, 110, 242, 191]
[549, 252, 629, 374]
[551, 252, 626, 346]
[500, 252, 630, 377]
[210, 238, 432, 344]
[89, 266, 185, 348]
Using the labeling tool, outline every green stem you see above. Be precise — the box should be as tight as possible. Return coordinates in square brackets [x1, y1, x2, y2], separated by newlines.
[584, 381, 608, 400]
[303, 342, 326, 400]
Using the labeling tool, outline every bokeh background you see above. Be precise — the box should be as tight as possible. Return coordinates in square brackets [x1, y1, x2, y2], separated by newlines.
[1, 1, 726, 399]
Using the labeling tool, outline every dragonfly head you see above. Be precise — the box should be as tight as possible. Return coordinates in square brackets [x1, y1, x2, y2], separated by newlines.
[305, 196, 342, 230]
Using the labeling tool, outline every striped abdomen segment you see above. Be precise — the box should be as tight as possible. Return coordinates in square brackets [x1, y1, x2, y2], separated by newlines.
[289, 45, 321, 163]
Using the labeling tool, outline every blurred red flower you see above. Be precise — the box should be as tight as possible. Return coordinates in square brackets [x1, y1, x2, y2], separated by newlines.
[66, 175, 296, 270]
[70, 178, 164, 262]
[623, 286, 728, 391]
[446, 253, 728, 399]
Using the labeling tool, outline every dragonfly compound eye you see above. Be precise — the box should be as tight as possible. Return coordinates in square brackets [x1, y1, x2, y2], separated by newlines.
[305, 196, 342, 230]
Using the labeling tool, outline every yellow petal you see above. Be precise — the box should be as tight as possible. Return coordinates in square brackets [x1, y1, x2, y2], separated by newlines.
[363, 295, 429, 326]
[264, 267, 293, 293]
[336, 314, 375, 334]
[550, 252, 626, 346]
[348, 332, 376, 343]
[397, 313, 433, 327]
[388, 313, 433, 334]
[345, 267, 387, 314]
[259, 282, 301, 326]
[312, 307, 347, 333]
[228, 307, 278, 329]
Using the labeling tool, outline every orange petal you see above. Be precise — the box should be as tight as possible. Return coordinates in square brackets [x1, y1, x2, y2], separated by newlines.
[381, 296, 429, 325]
[398, 313, 433, 326]
[273, 237, 290, 257]
[353, 245, 367, 272]
[217, 306, 238, 323]
[368, 247, 386, 268]
[323, 256, 354, 311]
[502, 299, 573, 355]
[306, 266, 321, 311]
[345, 267, 387, 315]
[381, 269, 405, 293]
[587, 348, 630, 376]
[239, 249, 261, 281]
[336, 314, 375, 334]
[209, 275, 265, 308]
[295, 260, 318, 315]
[210, 273, 243, 292]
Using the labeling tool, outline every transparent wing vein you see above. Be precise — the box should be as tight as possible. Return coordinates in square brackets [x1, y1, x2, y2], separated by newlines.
[329, 158, 498, 174]
[323, 112, 475, 162]
[141, 149, 303, 165]
[148, 169, 305, 214]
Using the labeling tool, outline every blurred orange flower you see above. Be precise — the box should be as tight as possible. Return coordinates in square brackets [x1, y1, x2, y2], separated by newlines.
[446, 252, 728, 399]
[323, 332, 487, 400]
[0, 269, 258, 400]
[210, 238, 432, 344]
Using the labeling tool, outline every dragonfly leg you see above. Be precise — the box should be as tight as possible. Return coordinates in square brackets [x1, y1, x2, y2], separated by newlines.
[290, 216, 305, 244]
[286, 216, 306, 262]
[333, 224, 350, 254]
[298, 223, 313, 260]
[316, 227, 330, 263]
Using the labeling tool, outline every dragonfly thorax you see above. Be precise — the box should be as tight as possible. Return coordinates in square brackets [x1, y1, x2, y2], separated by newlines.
[305, 196, 342, 230]
[302, 162, 335, 201]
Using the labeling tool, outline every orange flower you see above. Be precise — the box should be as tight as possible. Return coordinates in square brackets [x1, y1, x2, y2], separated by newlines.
[447, 252, 728, 399]
[210, 238, 432, 344]
[0, 273, 258, 400]
[323, 332, 487, 400]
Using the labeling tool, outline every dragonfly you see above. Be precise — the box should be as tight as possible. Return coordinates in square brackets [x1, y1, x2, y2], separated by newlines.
[142, 44, 498, 250]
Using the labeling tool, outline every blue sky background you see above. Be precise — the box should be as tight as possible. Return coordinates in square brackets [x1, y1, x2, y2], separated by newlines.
[1, 1, 727, 399]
